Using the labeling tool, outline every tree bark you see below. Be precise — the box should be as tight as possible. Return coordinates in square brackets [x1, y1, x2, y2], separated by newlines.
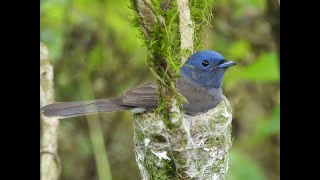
[40, 42, 61, 180]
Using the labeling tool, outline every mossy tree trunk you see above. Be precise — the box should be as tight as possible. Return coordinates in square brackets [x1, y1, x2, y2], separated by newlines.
[131, 0, 233, 179]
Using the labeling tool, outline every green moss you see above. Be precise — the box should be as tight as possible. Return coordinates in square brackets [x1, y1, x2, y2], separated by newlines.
[204, 137, 216, 147]
[215, 135, 228, 147]
[190, 0, 214, 50]
[143, 150, 179, 180]
[204, 134, 229, 148]
[131, 0, 214, 129]
[150, 134, 167, 143]
[214, 114, 228, 123]
[135, 129, 146, 142]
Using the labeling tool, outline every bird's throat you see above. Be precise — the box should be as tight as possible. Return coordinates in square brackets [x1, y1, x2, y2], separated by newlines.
[176, 76, 223, 114]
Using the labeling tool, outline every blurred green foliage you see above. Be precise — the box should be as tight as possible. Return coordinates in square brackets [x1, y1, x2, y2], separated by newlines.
[40, 0, 279, 179]
[225, 52, 279, 83]
[227, 150, 266, 180]
[250, 103, 280, 145]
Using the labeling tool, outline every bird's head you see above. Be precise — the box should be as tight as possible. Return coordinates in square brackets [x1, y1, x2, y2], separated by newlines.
[181, 50, 237, 89]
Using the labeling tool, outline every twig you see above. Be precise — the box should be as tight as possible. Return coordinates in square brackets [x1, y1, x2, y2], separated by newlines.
[177, 0, 194, 62]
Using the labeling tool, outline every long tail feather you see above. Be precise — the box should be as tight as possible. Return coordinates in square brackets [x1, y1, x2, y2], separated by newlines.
[41, 99, 129, 118]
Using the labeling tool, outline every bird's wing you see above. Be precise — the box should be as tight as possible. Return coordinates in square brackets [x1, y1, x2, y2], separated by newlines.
[116, 81, 159, 109]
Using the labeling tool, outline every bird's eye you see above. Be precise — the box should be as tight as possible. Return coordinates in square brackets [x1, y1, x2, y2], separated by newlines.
[202, 60, 209, 67]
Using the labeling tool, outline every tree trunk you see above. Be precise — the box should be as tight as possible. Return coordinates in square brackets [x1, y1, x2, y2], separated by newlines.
[40, 42, 61, 180]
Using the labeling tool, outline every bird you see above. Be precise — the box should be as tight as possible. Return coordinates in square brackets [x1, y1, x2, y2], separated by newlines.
[41, 50, 236, 118]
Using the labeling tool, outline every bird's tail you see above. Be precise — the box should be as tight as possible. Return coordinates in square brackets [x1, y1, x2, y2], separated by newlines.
[41, 99, 129, 119]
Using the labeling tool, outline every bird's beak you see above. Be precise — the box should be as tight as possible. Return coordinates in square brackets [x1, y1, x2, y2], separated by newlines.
[218, 60, 237, 68]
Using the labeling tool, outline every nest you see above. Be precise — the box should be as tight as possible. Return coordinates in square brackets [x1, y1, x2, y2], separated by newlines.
[133, 96, 232, 180]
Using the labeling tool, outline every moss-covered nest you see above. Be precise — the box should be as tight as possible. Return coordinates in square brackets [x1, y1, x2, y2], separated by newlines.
[133, 96, 232, 180]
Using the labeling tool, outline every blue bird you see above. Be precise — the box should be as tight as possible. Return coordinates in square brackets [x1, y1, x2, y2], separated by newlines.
[41, 50, 237, 118]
